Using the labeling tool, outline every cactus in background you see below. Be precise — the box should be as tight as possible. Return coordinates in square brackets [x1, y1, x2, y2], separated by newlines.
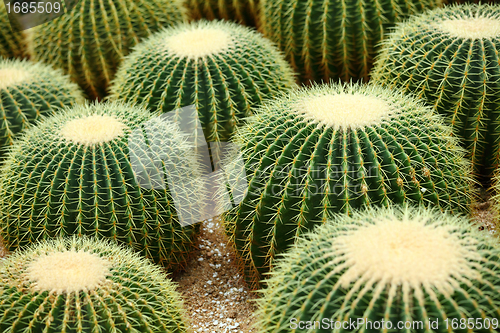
[259, 0, 442, 84]
[372, 4, 500, 179]
[0, 101, 205, 271]
[0, 58, 84, 153]
[110, 20, 295, 145]
[256, 206, 500, 332]
[26, 0, 187, 100]
[184, 0, 259, 26]
[0, 2, 25, 58]
[219, 82, 474, 288]
[0, 236, 189, 332]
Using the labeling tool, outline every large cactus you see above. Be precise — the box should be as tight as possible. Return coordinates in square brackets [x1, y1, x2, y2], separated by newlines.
[259, 0, 442, 84]
[372, 4, 500, 179]
[0, 236, 189, 332]
[256, 206, 500, 332]
[0, 58, 84, 153]
[110, 20, 295, 145]
[25, 0, 187, 100]
[184, 0, 259, 26]
[219, 82, 475, 288]
[0, 2, 25, 58]
[0, 101, 205, 271]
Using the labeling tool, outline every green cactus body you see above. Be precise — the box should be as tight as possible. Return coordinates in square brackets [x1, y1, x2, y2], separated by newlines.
[259, 0, 442, 84]
[185, 0, 259, 26]
[110, 20, 295, 145]
[0, 102, 205, 271]
[256, 206, 500, 333]
[219, 82, 474, 288]
[0, 58, 84, 152]
[372, 4, 500, 178]
[0, 237, 188, 332]
[25, 0, 186, 100]
[0, 2, 25, 58]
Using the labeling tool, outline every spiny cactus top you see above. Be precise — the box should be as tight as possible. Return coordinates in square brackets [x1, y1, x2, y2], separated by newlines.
[256, 206, 500, 333]
[219, 82, 474, 288]
[0, 58, 84, 152]
[25, 0, 187, 100]
[259, 0, 442, 84]
[372, 4, 500, 178]
[0, 101, 205, 271]
[0, 3, 25, 58]
[0, 237, 188, 333]
[185, 0, 259, 26]
[110, 20, 295, 144]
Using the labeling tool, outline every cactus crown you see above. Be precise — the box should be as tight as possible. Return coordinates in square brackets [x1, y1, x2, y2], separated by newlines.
[61, 115, 128, 146]
[0, 68, 30, 89]
[438, 17, 500, 38]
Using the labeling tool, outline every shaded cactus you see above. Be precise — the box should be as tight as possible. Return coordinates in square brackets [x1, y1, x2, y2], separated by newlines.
[0, 236, 189, 332]
[25, 0, 187, 100]
[0, 101, 205, 271]
[259, 0, 442, 84]
[372, 4, 500, 179]
[256, 206, 500, 332]
[184, 0, 259, 26]
[0, 58, 84, 152]
[110, 20, 295, 145]
[219, 82, 474, 288]
[0, 2, 25, 58]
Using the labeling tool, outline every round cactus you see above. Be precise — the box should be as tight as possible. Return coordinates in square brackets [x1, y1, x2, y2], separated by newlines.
[0, 2, 25, 58]
[259, 0, 442, 84]
[184, 0, 259, 26]
[25, 0, 187, 100]
[0, 58, 84, 153]
[0, 101, 205, 271]
[219, 82, 475, 288]
[110, 20, 295, 145]
[372, 4, 500, 178]
[0, 236, 189, 332]
[256, 206, 500, 333]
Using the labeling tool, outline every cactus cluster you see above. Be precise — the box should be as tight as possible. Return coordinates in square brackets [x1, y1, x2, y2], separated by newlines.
[219, 82, 474, 288]
[184, 0, 259, 26]
[256, 206, 500, 332]
[0, 2, 25, 58]
[110, 20, 295, 145]
[0, 237, 188, 332]
[0, 58, 84, 152]
[372, 4, 500, 178]
[259, 0, 442, 84]
[26, 0, 187, 99]
[0, 101, 205, 271]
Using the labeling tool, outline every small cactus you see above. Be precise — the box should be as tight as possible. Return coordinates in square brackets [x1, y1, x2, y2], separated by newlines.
[0, 2, 25, 58]
[0, 58, 84, 152]
[0, 101, 205, 271]
[25, 0, 187, 100]
[372, 4, 500, 178]
[219, 82, 474, 288]
[110, 20, 295, 145]
[0, 236, 189, 332]
[259, 0, 442, 84]
[256, 206, 500, 333]
[185, 0, 259, 26]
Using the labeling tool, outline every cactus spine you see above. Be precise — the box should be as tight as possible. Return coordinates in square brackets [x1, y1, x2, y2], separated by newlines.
[256, 206, 500, 332]
[110, 20, 295, 145]
[185, 0, 259, 26]
[220, 82, 474, 288]
[0, 237, 189, 332]
[259, 0, 442, 84]
[0, 58, 84, 152]
[0, 2, 25, 58]
[26, 0, 187, 99]
[0, 101, 205, 271]
[372, 4, 500, 178]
